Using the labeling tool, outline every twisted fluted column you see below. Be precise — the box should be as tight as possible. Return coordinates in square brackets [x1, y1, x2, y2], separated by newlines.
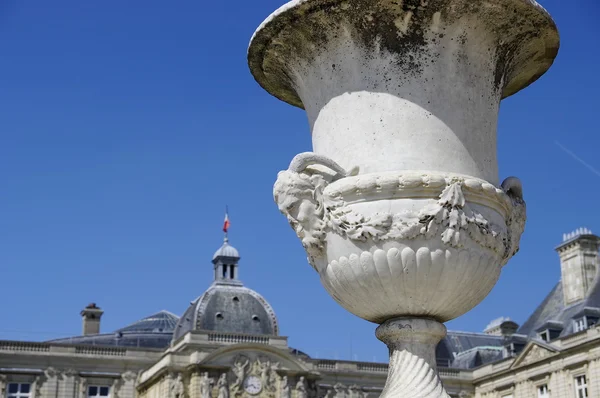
[377, 318, 448, 398]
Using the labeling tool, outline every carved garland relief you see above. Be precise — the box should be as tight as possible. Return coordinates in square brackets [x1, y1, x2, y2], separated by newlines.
[274, 153, 526, 268]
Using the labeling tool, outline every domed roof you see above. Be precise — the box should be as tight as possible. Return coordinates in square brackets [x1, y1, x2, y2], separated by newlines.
[212, 241, 240, 261]
[172, 282, 279, 342]
[48, 310, 180, 350]
[117, 310, 179, 333]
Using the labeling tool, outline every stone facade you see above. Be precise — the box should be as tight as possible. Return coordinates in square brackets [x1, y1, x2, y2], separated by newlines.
[473, 327, 600, 397]
[2, 229, 599, 398]
[4, 326, 600, 398]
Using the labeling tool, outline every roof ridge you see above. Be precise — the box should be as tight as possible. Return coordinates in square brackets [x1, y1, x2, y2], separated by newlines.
[447, 330, 503, 337]
[157, 310, 180, 319]
[454, 345, 504, 358]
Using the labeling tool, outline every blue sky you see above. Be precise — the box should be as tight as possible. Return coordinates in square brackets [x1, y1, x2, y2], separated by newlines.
[0, 0, 599, 363]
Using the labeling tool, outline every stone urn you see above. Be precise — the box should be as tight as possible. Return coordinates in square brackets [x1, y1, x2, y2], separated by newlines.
[248, 0, 559, 396]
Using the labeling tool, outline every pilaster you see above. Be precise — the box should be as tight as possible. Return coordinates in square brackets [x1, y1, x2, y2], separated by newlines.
[59, 370, 78, 398]
[36, 368, 58, 398]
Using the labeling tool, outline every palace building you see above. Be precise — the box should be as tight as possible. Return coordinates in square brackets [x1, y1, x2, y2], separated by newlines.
[1, 229, 600, 398]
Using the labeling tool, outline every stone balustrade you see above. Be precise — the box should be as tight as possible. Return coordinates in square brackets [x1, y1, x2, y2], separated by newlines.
[0, 340, 159, 358]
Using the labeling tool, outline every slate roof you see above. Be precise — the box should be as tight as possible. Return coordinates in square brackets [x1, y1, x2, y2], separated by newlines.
[172, 280, 279, 342]
[518, 279, 600, 339]
[213, 241, 240, 261]
[435, 331, 504, 368]
[451, 346, 504, 369]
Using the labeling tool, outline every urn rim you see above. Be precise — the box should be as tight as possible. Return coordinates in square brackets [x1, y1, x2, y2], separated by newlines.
[248, 0, 560, 109]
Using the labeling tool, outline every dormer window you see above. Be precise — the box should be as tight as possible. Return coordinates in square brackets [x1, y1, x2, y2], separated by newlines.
[571, 307, 600, 334]
[574, 317, 587, 333]
[535, 321, 563, 342]
[503, 333, 528, 357]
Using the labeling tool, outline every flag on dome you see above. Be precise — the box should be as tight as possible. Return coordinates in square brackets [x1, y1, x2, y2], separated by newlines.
[223, 208, 230, 233]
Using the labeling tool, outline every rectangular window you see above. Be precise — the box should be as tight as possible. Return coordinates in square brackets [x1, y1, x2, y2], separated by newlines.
[538, 384, 549, 398]
[539, 331, 549, 342]
[7, 383, 31, 398]
[575, 375, 588, 398]
[88, 386, 110, 397]
[574, 318, 587, 333]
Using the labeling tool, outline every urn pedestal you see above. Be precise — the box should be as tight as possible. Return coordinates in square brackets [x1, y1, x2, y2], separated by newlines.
[248, 0, 559, 396]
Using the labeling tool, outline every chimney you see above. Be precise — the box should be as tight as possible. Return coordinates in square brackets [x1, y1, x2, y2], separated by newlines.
[80, 303, 104, 335]
[484, 317, 519, 336]
[556, 228, 600, 306]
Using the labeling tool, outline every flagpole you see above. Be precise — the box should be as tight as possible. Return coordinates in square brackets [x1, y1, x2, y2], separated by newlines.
[223, 205, 229, 242]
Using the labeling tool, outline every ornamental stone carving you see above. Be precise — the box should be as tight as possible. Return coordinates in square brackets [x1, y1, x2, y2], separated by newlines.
[275, 157, 526, 323]
[348, 385, 363, 398]
[217, 373, 229, 398]
[169, 373, 185, 398]
[333, 383, 347, 398]
[519, 344, 555, 367]
[280, 376, 291, 398]
[199, 372, 213, 398]
[231, 355, 249, 394]
[257, 355, 279, 393]
[122, 371, 137, 383]
[249, 0, 559, 395]
[295, 376, 307, 398]
[230, 354, 279, 397]
[63, 369, 77, 378]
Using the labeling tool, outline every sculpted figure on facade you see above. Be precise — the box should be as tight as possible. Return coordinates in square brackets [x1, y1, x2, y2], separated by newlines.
[348, 385, 362, 398]
[231, 355, 249, 392]
[250, 355, 278, 395]
[333, 383, 346, 398]
[280, 375, 291, 398]
[217, 373, 229, 398]
[295, 376, 308, 398]
[199, 372, 213, 398]
[257, 356, 272, 389]
[170, 373, 185, 398]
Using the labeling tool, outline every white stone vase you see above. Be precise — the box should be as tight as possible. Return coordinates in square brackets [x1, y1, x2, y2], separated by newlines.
[248, 0, 559, 396]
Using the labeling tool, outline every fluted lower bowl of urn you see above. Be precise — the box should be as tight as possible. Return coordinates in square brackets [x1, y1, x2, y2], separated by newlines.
[252, 0, 557, 324]
[274, 165, 526, 323]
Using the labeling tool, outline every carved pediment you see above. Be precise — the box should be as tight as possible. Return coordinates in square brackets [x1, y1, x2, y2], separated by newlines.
[197, 346, 314, 398]
[511, 342, 559, 368]
[198, 345, 311, 374]
[229, 354, 280, 398]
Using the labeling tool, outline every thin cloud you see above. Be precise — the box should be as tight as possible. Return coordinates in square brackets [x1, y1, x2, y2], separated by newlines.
[555, 141, 600, 178]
